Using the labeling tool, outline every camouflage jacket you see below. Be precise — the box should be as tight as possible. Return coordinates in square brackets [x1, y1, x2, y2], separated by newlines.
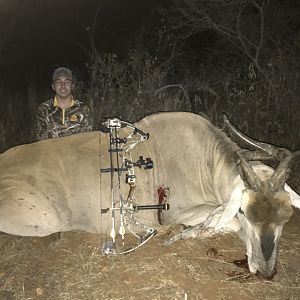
[35, 97, 93, 140]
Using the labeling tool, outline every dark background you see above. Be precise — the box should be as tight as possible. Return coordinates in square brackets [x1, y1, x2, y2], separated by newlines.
[0, 0, 161, 86]
[0, 0, 299, 151]
[0, 0, 164, 149]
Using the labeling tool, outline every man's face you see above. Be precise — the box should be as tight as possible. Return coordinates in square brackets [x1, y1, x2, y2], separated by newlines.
[52, 76, 74, 99]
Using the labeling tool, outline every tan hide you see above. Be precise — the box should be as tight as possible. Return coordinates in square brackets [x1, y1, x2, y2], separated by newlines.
[0, 112, 240, 236]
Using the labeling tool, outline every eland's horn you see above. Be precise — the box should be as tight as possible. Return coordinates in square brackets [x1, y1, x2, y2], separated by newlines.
[269, 148, 294, 190]
[224, 115, 294, 191]
[224, 115, 277, 157]
[234, 149, 263, 191]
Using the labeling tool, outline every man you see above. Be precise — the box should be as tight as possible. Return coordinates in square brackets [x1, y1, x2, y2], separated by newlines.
[35, 67, 93, 140]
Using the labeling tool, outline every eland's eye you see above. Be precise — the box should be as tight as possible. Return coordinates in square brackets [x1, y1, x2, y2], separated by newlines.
[239, 208, 245, 215]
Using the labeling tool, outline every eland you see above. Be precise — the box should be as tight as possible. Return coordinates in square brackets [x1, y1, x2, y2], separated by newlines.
[0, 112, 299, 278]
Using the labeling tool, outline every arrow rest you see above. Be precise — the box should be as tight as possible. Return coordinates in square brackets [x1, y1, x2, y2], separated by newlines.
[100, 117, 169, 255]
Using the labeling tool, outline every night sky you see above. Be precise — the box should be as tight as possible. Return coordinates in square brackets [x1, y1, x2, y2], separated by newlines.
[0, 0, 161, 85]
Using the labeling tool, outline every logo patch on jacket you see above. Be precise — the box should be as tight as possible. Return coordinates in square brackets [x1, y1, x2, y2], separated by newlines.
[70, 114, 78, 122]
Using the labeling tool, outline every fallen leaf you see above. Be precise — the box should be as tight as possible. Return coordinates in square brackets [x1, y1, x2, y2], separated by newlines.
[36, 287, 43, 296]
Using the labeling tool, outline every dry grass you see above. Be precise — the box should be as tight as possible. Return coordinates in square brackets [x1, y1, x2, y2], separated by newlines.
[0, 207, 299, 300]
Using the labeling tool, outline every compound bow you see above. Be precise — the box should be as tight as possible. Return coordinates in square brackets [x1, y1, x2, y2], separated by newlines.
[100, 117, 169, 255]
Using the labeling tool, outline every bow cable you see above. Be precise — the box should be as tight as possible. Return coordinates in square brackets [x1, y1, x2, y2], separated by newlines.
[100, 117, 169, 255]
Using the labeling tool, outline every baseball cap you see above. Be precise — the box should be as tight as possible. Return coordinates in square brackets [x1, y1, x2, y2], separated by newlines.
[52, 67, 73, 82]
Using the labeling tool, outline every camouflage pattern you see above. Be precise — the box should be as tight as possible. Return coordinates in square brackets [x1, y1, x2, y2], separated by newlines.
[36, 98, 93, 140]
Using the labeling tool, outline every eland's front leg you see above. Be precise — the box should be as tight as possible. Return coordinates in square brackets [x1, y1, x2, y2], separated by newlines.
[164, 205, 241, 245]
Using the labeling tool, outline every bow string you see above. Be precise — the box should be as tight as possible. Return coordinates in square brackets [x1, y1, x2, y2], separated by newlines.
[100, 117, 167, 255]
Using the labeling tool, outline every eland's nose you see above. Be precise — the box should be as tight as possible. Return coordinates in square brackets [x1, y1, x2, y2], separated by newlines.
[261, 233, 275, 261]
[257, 266, 277, 279]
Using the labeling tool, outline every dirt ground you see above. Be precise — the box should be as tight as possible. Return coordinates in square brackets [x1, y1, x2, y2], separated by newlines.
[0, 207, 299, 300]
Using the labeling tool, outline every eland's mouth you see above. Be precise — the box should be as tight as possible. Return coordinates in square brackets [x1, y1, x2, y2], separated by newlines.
[233, 255, 277, 280]
[256, 266, 277, 280]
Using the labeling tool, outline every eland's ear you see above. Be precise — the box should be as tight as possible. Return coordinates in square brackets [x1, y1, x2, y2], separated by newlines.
[215, 186, 243, 231]
[284, 184, 300, 209]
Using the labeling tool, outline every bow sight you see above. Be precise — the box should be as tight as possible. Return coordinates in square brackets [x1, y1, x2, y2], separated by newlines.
[100, 117, 169, 255]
